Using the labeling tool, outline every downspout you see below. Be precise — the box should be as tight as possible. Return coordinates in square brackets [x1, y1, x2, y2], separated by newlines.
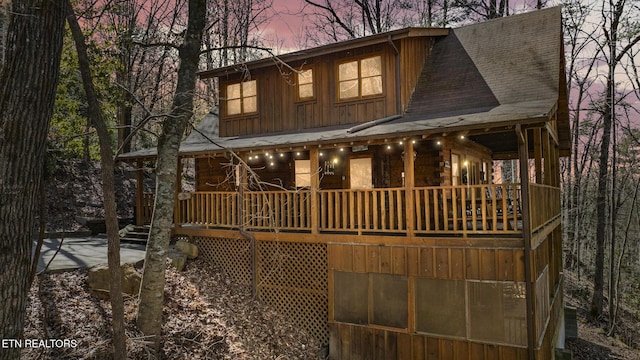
[516, 124, 536, 360]
[388, 35, 402, 115]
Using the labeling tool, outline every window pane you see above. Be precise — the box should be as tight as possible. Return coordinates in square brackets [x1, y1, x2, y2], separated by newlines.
[361, 56, 381, 77]
[227, 83, 241, 99]
[371, 273, 408, 328]
[242, 80, 256, 97]
[416, 279, 466, 337]
[339, 61, 358, 81]
[361, 75, 382, 96]
[227, 99, 241, 115]
[243, 95, 257, 113]
[339, 79, 359, 99]
[299, 83, 313, 99]
[334, 271, 368, 325]
[295, 160, 311, 187]
[298, 69, 313, 85]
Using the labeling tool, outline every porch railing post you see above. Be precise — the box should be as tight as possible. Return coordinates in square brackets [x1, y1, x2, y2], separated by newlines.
[174, 157, 182, 229]
[135, 159, 144, 226]
[404, 141, 415, 237]
[310, 148, 320, 234]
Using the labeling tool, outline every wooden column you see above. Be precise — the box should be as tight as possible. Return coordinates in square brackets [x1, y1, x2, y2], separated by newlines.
[174, 157, 182, 228]
[135, 159, 144, 226]
[404, 140, 415, 238]
[310, 148, 320, 234]
[534, 128, 543, 184]
[517, 125, 535, 360]
[543, 129, 552, 186]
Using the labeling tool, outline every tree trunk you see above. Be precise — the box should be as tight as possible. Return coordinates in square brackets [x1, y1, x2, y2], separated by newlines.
[0, 1, 65, 358]
[65, 2, 127, 357]
[136, 0, 206, 353]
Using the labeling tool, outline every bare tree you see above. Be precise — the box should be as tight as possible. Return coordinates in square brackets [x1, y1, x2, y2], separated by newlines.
[0, 1, 66, 358]
[136, 0, 206, 354]
[65, 1, 127, 356]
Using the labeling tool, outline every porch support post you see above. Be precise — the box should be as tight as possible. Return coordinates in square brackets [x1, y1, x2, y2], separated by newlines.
[534, 128, 543, 184]
[310, 147, 320, 234]
[135, 159, 144, 226]
[404, 140, 415, 237]
[543, 128, 552, 186]
[517, 124, 536, 360]
[174, 157, 182, 229]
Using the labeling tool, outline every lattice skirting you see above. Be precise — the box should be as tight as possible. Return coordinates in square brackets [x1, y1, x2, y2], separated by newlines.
[191, 236, 329, 345]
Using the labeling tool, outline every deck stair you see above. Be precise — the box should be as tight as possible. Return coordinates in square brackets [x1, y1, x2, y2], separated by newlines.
[120, 225, 150, 245]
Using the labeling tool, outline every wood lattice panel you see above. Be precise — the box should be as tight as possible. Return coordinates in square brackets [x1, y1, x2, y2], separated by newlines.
[192, 236, 252, 286]
[257, 241, 328, 345]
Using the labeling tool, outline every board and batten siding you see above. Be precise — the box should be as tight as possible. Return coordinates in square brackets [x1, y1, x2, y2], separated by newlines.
[218, 40, 434, 138]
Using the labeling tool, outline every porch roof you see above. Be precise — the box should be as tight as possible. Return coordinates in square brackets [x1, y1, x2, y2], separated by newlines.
[119, 98, 555, 160]
[118, 7, 567, 161]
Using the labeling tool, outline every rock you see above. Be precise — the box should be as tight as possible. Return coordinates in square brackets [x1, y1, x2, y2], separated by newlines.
[168, 249, 187, 271]
[118, 224, 135, 238]
[87, 263, 141, 300]
[175, 240, 198, 259]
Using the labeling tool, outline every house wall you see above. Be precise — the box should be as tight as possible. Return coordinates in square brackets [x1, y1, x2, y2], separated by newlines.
[217, 38, 434, 138]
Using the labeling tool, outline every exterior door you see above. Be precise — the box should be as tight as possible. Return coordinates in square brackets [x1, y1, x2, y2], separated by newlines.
[350, 157, 372, 189]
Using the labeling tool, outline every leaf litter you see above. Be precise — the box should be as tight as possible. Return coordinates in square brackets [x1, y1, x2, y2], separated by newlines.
[23, 258, 323, 359]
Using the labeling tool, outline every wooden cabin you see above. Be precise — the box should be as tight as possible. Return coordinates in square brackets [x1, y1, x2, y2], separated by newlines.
[120, 7, 569, 359]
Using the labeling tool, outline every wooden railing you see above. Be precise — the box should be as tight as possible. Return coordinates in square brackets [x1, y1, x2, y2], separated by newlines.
[318, 188, 406, 233]
[175, 192, 237, 228]
[243, 190, 312, 231]
[141, 193, 155, 225]
[172, 183, 535, 236]
[528, 184, 561, 233]
[413, 184, 522, 235]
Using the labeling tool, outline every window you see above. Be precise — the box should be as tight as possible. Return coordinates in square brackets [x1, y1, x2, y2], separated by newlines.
[295, 160, 311, 187]
[333, 271, 408, 329]
[297, 69, 314, 99]
[338, 56, 382, 100]
[468, 281, 527, 346]
[415, 279, 466, 337]
[226, 80, 257, 115]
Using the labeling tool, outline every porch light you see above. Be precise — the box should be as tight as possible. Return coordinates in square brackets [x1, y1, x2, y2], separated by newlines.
[296, 152, 301, 156]
[387, 145, 392, 150]
[436, 141, 441, 145]
[280, 153, 285, 158]
[340, 148, 344, 152]
[412, 140, 416, 144]
[320, 152, 324, 157]
[332, 158, 339, 164]
[460, 135, 465, 139]
[399, 141, 403, 145]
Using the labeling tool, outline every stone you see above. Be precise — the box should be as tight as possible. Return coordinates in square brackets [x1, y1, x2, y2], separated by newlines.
[175, 240, 198, 259]
[87, 263, 141, 300]
[168, 249, 187, 271]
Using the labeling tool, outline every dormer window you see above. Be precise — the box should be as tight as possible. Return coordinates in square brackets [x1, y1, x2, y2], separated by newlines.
[226, 80, 257, 115]
[297, 69, 314, 100]
[338, 55, 382, 100]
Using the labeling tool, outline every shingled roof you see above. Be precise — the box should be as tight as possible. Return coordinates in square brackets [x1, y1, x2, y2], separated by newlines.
[119, 6, 568, 160]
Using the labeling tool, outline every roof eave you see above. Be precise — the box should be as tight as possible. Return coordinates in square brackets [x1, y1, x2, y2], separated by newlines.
[198, 28, 449, 79]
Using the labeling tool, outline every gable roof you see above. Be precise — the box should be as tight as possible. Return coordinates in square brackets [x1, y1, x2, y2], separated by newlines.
[120, 7, 568, 160]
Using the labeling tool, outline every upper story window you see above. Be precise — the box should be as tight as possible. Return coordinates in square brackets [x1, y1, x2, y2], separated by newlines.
[338, 55, 382, 100]
[226, 80, 257, 115]
[297, 69, 314, 100]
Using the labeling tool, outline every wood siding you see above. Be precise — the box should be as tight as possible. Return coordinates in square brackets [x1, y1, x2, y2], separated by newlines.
[218, 41, 434, 138]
